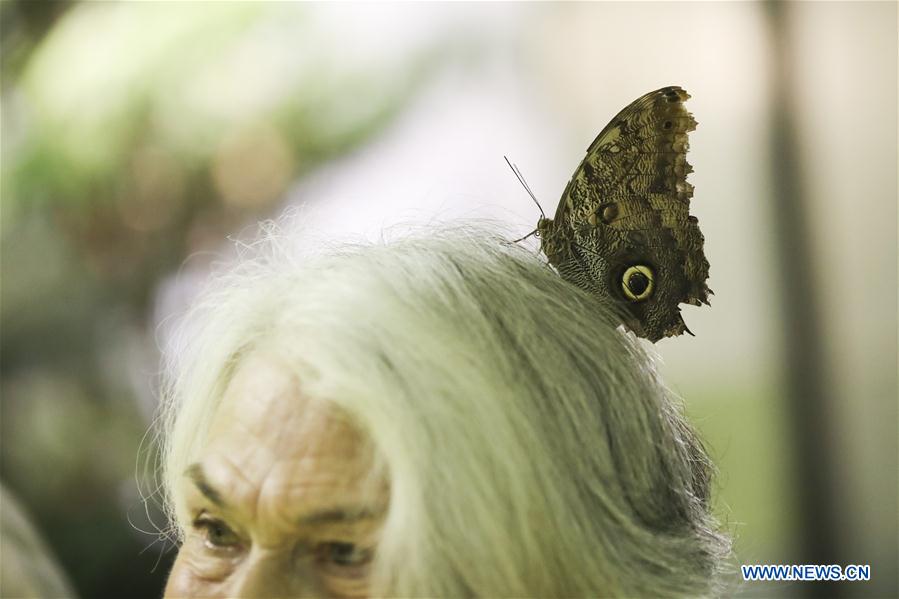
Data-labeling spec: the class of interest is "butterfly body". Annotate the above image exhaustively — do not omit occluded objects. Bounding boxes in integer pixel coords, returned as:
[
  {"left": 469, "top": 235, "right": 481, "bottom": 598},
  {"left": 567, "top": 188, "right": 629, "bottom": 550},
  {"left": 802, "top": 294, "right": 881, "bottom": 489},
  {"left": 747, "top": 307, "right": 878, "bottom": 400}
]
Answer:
[{"left": 538, "top": 86, "right": 711, "bottom": 342}]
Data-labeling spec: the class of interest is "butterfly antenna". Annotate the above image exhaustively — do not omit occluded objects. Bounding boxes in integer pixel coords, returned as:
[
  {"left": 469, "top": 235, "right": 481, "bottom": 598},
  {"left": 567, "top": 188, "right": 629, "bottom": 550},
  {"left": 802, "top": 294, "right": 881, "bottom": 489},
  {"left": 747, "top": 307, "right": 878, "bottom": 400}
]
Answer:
[{"left": 504, "top": 156, "right": 545, "bottom": 218}]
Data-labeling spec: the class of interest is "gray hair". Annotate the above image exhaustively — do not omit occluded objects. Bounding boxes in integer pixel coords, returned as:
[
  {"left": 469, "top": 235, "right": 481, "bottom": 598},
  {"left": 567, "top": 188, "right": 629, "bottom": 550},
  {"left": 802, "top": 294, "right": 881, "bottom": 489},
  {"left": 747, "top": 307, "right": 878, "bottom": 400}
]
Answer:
[{"left": 159, "top": 221, "right": 730, "bottom": 597}]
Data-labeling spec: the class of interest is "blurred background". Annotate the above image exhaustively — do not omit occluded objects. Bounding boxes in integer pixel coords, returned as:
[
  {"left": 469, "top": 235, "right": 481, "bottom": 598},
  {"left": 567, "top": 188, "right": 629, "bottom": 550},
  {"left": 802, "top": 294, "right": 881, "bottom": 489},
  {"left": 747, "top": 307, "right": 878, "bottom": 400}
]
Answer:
[{"left": 1, "top": 2, "right": 895, "bottom": 598}]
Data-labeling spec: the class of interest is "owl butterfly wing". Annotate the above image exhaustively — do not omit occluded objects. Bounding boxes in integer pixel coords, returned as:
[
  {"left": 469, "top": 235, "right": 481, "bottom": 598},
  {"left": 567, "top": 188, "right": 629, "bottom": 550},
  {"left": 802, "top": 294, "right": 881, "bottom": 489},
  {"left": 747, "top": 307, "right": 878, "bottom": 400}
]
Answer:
[{"left": 553, "top": 86, "right": 711, "bottom": 342}]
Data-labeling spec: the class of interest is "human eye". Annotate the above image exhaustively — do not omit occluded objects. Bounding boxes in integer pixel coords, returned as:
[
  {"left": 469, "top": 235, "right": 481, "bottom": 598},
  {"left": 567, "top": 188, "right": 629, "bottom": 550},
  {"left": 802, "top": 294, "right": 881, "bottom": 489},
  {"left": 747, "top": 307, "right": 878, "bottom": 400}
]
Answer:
[
  {"left": 191, "top": 512, "right": 243, "bottom": 552},
  {"left": 316, "top": 541, "right": 374, "bottom": 578}
]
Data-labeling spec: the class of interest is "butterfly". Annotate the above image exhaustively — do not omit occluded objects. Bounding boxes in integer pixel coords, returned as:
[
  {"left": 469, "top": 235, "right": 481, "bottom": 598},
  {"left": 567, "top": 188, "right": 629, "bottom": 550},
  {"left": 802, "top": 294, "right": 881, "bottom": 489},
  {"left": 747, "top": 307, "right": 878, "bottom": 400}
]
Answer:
[{"left": 516, "top": 86, "right": 711, "bottom": 342}]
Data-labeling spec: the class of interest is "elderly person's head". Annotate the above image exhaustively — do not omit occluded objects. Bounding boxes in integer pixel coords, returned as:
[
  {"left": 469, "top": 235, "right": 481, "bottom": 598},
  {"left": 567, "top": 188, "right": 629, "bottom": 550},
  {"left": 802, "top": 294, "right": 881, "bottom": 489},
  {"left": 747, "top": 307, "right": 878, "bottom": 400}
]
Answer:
[{"left": 159, "top": 224, "right": 728, "bottom": 598}]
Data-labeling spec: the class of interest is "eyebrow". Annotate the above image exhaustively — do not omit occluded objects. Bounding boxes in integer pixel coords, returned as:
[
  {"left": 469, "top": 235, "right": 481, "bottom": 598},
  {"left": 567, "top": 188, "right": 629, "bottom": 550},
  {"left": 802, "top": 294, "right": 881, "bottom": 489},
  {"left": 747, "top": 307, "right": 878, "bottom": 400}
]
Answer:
[
  {"left": 184, "top": 463, "right": 384, "bottom": 525},
  {"left": 185, "top": 463, "right": 226, "bottom": 508},
  {"left": 298, "top": 507, "right": 383, "bottom": 526}
]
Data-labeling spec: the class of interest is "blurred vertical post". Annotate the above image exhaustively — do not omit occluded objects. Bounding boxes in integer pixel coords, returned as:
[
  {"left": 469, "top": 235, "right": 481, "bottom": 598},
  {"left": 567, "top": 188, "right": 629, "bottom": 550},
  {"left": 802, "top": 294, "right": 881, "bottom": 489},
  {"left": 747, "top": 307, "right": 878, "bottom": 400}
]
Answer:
[{"left": 764, "top": 2, "right": 845, "bottom": 596}]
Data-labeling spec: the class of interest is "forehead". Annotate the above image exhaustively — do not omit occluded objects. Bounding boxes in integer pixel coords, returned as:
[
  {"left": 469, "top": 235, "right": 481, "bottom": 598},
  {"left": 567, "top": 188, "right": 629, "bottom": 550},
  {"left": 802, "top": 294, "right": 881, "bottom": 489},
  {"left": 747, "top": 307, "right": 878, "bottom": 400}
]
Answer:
[
  {"left": 209, "top": 350, "right": 357, "bottom": 452},
  {"left": 195, "top": 350, "right": 381, "bottom": 521}
]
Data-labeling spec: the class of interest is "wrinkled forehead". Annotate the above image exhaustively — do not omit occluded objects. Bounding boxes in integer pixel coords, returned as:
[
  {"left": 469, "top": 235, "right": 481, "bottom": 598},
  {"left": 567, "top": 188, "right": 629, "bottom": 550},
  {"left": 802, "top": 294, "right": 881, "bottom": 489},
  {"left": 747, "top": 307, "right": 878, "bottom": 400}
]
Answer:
[
  {"left": 206, "top": 349, "right": 375, "bottom": 477},
  {"left": 209, "top": 350, "right": 362, "bottom": 441}
]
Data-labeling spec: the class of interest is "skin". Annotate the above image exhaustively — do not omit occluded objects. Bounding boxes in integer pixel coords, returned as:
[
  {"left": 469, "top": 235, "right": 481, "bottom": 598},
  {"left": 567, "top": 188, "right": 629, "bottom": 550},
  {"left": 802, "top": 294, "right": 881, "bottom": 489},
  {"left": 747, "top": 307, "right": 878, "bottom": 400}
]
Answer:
[{"left": 165, "top": 350, "right": 388, "bottom": 598}]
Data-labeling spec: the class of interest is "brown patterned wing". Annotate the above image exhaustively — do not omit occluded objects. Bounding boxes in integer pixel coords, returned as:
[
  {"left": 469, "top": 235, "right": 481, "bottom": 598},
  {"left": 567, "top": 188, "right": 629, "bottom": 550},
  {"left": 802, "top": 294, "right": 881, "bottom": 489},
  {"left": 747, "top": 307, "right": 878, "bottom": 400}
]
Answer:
[{"left": 539, "top": 86, "right": 711, "bottom": 342}]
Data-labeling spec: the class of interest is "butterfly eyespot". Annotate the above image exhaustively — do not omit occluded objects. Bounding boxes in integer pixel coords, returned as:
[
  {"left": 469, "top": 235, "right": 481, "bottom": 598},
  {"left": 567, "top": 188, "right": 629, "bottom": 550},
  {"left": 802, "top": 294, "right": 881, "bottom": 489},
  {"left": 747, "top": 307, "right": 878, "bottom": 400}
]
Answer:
[
  {"left": 663, "top": 120, "right": 673, "bottom": 129},
  {"left": 621, "top": 265, "right": 654, "bottom": 302},
  {"left": 629, "top": 231, "right": 646, "bottom": 245},
  {"left": 600, "top": 203, "right": 619, "bottom": 223}
]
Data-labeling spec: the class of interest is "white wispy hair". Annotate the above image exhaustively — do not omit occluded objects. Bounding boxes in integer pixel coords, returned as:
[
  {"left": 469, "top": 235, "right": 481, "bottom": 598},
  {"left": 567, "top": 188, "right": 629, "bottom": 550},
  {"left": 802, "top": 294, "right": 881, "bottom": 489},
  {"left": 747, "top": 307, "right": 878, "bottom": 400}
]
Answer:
[{"left": 158, "top": 218, "right": 730, "bottom": 597}]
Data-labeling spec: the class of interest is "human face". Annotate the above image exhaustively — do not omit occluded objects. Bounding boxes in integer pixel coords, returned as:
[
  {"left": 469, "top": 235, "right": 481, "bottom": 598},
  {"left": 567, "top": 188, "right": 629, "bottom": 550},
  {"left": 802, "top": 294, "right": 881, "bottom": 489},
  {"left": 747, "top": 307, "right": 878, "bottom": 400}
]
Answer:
[{"left": 164, "top": 350, "right": 387, "bottom": 598}]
